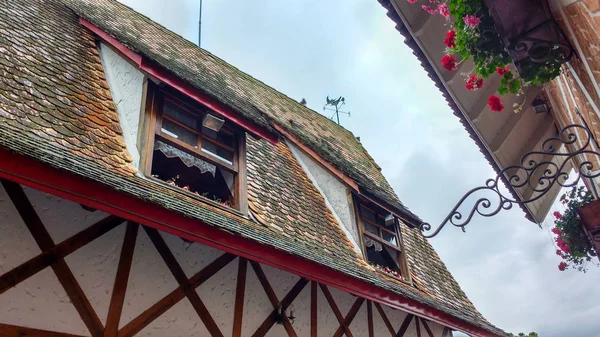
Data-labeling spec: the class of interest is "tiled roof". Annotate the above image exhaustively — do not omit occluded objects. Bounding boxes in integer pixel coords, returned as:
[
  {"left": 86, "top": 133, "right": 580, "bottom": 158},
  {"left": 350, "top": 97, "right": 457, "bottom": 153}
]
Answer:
[
  {"left": 61, "top": 0, "right": 421, "bottom": 225},
  {"left": 0, "top": 0, "right": 505, "bottom": 335}
]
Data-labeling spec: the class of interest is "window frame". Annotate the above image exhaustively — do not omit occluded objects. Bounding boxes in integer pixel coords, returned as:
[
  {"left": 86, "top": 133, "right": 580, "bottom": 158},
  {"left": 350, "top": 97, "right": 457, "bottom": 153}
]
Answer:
[
  {"left": 140, "top": 82, "right": 248, "bottom": 214},
  {"left": 353, "top": 197, "right": 411, "bottom": 281}
]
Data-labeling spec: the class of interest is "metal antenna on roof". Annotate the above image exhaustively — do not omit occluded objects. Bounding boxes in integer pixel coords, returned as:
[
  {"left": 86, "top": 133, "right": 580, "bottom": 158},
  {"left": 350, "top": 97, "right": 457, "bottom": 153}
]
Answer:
[
  {"left": 323, "top": 96, "right": 350, "bottom": 125},
  {"left": 198, "top": 0, "right": 203, "bottom": 47}
]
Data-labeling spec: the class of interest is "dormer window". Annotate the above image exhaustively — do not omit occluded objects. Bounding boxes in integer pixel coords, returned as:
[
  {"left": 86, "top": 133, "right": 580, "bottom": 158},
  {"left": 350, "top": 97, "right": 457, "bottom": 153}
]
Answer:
[
  {"left": 141, "top": 83, "right": 247, "bottom": 213},
  {"left": 355, "top": 201, "right": 409, "bottom": 280}
]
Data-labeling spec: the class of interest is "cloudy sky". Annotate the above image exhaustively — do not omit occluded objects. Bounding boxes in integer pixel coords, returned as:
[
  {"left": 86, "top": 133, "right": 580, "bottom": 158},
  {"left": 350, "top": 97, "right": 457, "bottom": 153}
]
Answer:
[{"left": 117, "top": 0, "right": 600, "bottom": 336}]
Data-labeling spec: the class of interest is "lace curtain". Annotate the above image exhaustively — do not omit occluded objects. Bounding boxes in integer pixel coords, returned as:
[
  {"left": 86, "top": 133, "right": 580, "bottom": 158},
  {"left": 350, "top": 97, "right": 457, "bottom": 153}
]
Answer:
[
  {"left": 155, "top": 140, "right": 216, "bottom": 177},
  {"left": 364, "top": 236, "right": 383, "bottom": 251}
]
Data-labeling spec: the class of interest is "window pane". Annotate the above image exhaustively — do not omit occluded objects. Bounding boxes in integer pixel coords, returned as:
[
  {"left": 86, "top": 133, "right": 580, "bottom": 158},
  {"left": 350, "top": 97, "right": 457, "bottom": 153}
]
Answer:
[
  {"left": 202, "top": 126, "right": 235, "bottom": 148},
  {"left": 161, "top": 119, "right": 197, "bottom": 146},
  {"left": 381, "top": 232, "right": 397, "bottom": 246},
  {"left": 364, "top": 222, "right": 379, "bottom": 236},
  {"left": 163, "top": 102, "right": 198, "bottom": 129},
  {"left": 360, "top": 205, "right": 377, "bottom": 223},
  {"left": 202, "top": 141, "right": 234, "bottom": 163}
]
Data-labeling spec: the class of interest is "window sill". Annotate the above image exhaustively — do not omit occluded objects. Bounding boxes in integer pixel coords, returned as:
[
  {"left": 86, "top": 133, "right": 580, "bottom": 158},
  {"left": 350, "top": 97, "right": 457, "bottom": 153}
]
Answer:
[
  {"left": 371, "top": 265, "right": 409, "bottom": 284},
  {"left": 146, "top": 176, "right": 247, "bottom": 219}
]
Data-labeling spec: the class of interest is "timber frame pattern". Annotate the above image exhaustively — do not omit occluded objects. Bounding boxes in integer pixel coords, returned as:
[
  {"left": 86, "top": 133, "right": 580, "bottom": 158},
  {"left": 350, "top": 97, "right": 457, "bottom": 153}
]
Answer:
[{"left": 0, "top": 179, "right": 451, "bottom": 337}]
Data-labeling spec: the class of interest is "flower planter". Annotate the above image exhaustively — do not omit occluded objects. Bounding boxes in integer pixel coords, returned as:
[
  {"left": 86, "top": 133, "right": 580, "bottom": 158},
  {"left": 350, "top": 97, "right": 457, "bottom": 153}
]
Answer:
[
  {"left": 482, "top": 0, "right": 573, "bottom": 80},
  {"left": 576, "top": 199, "right": 600, "bottom": 261}
]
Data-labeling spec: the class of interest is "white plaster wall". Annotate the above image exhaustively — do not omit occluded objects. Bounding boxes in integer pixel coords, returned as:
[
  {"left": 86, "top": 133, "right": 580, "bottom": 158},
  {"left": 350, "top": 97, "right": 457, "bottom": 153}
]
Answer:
[
  {"left": 0, "top": 184, "right": 449, "bottom": 337},
  {"left": 99, "top": 42, "right": 145, "bottom": 170},
  {"left": 287, "top": 141, "right": 362, "bottom": 254}
]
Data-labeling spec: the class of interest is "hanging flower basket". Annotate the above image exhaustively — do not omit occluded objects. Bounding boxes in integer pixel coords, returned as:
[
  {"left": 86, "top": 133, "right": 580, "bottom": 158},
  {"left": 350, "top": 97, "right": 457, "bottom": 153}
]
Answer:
[
  {"left": 551, "top": 186, "right": 598, "bottom": 272},
  {"left": 406, "top": 0, "right": 573, "bottom": 112},
  {"left": 576, "top": 198, "right": 600, "bottom": 261}
]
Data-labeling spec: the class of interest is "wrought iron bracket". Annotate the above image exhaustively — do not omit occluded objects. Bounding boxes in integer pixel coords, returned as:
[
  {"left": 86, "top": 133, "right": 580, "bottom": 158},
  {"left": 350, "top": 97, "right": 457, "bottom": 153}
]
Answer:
[{"left": 420, "top": 124, "right": 599, "bottom": 238}]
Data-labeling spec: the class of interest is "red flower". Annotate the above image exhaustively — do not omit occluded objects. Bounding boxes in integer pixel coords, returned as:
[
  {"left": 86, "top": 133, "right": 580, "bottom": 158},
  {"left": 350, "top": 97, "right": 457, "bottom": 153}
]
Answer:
[
  {"left": 556, "top": 249, "right": 562, "bottom": 256},
  {"left": 441, "top": 55, "right": 457, "bottom": 71},
  {"left": 562, "top": 199, "right": 569, "bottom": 204},
  {"left": 558, "top": 262, "right": 567, "bottom": 271},
  {"left": 487, "top": 95, "right": 504, "bottom": 112},
  {"left": 560, "top": 244, "right": 571, "bottom": 254},
  {"left": 551, "top": 227, "right": 562, "bottom": 235},
  {"left": 444, "top": 30, "right": 457, "bottom": 48},
  {"left": 496, "top": 66, "right": 510, "bottom": 76},
  {"left": 553, "top": 211, "right": 563, "bottom": 220},
  {"left": 465, "top": 74, "right": 484, "bottom": 91}
]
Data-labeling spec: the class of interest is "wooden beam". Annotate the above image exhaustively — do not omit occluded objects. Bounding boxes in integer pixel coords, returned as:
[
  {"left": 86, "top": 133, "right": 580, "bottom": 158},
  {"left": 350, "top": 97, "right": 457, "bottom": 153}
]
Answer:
[
  {"left": 311, "top": 281, "right": 317, "bottom": 337},
  {"left": 421, "top": 318, "right": 435, "bottom": 337},
  {"left": 367, "top": 301, "right": 374, "bottom": 337},
  {"left": 374, "top": 302, "right": 396, "bottom": 337},
  {"left": 396, "top": 314, "right": 414, "bottom": 337},
  {"left": 118, "top": 252, "right": 236, "bottom": 337},
  {"left": 0, "top": 323, "right": 87, "bottom": 337},
  {"left": 2, "top": 180, "right": 105, "bottom": 337},
  {"left": 232, "top": 258, "right": 248, "bottom": 337},
  {"left": 144, "top": 227, "right": 224, "bottom": 337},
  {"left": 332, "top": 297, "right": 365, "bottom": 337},
  {"left": 416, "top": 317, "right": 422, "bottom": 337},
  {"left": 104, "top": 222, "right": 139, "bottom": 337},
  {"left": 319, "top": 284, "right": 354, "bottom": 337},
  {"left": 0, "top": 215, "right": 123, "bottom": 294},
  {"left": 250, "top": 263, "right": 307, "bottom": 337}
]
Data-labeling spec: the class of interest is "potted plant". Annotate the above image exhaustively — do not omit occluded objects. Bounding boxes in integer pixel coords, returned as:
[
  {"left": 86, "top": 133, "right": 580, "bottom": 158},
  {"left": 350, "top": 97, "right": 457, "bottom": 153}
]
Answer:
[
  {"left": 551, "top": 186, "right": 598, "bottom": 272},
  {"left": 405, "top": 0, "right": 572, "bottom": 112}
]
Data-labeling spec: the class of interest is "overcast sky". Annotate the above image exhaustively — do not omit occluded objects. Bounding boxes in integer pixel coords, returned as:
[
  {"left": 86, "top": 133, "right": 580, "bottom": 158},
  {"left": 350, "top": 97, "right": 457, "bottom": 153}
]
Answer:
[{"left": 116, "top": 1, "right": 600, "bottom": 336}]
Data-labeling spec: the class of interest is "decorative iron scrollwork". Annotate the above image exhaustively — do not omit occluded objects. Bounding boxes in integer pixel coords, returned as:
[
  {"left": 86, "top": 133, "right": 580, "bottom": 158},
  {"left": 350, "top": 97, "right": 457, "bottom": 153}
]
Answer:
[
  {"left": 420, "top": 124, "right": 600, "bottom": 238},
  {"left": 510, "top": 18, "right": 573, "bottom": 66}
]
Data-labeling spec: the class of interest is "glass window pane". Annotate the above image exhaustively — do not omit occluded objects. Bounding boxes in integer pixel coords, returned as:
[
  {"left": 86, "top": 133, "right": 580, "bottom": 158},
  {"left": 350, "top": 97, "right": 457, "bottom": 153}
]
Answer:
[
  {"left": 202, "top": 141, "right": 234, "bottom": 163},
  {"left": 163, "top": 102, "right": 198, "bottom": 130},
  {"left": 381, "top": 232, "right": 397, "bottom": 246},
  {"left": 161, "top": 119, "right": 197, "bottom": 146},
  {"left": 202, "top": 126, "right": 235, "bottom": 148},
  {"left": 360, "top": 205, "right": 377, "bottom": 223},
  {"left": 364, "top": 222, "right": 379, "bottom": 236}
]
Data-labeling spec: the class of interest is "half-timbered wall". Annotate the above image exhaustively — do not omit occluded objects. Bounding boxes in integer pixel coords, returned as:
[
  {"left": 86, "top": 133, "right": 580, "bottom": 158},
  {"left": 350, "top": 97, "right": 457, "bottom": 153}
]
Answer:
[{"left": 0, "top": 182, "right": 453, "bottom": 337}]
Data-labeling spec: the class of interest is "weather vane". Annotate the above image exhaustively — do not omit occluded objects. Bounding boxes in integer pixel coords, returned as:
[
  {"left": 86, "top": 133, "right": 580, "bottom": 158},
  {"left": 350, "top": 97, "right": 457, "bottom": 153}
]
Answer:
[{"left": 323, "top": 96, "right": 350, "bottom": 125}]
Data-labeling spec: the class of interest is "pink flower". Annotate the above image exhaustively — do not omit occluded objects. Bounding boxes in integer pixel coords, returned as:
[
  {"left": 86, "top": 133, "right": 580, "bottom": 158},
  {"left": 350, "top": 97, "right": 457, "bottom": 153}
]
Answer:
[
  {"left": 558, "top": 262, "right": 567, "bottom": 271},
  {"left": 551, "top": 227, "right": 562, "bottom": 235},
  {"left": 560, "top": 244, "right": 571, "bottom": 254},
  {"left": 407, "top": 0, "right": 417, "bottom": 3},
  {"left": 441, "top": 54, "right": 457, "bottom": 71},
  {"left": 556, "top": 249, "right": 562, "bottom": 256},
  {"left": 421, "top": 5, "right": 437, "bottom": 14},
  {"left": 438, "top": 3, "right": 450, "bottom": 18},
  {"left": 463, "top": 15, "right": 481, "bottom": 28}
]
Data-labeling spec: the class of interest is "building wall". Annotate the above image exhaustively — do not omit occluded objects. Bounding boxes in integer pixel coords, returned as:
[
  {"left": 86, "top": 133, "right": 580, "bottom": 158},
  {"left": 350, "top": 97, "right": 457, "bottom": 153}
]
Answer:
[
  {"left": 544, "top": 0, "right": 600, "bottom": 191},
  {"left": 99, "top": 43, "right": 145, "bottom": 171},
  {"left": 0, "top": 183, "right": 451, "bottom": 337}
]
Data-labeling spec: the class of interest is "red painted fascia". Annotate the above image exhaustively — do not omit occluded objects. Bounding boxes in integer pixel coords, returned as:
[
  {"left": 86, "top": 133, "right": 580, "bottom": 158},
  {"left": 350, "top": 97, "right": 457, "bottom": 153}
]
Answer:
[
  {"left": 79, "top": 18, "right": 278, "bottom": 145},
  {"left": 0, "top": 148, "right": 501, "bottom": 337}
]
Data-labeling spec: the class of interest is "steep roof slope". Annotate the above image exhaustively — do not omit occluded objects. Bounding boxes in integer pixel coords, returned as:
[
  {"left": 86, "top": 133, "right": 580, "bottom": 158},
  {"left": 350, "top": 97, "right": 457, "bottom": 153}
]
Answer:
[
  {"left": 61, "top": 0, "right": 422, "bottom": 224},
  {"left": 0, "top": 0, "right": 505, "bottom": 335}
]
